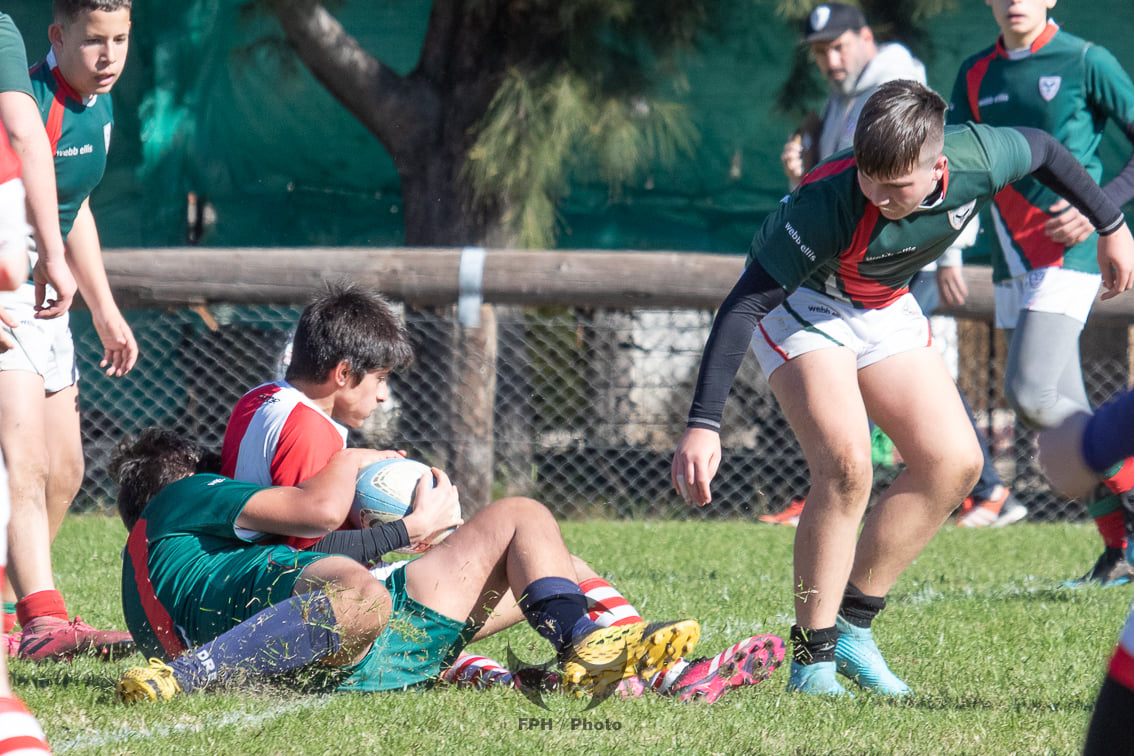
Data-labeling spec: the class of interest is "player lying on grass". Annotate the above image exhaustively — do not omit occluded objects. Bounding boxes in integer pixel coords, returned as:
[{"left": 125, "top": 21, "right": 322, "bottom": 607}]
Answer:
[
  {"left": 221, "top": 283, "right": 784, "bottom": 703},
  {"left": 110, "top": 427, "right": 700, "bottom": 701},
  {"left": 672, "top": 79, "right": 1134, "bottom": 697},
  {"left": 1037, "top": 391, "right": 1134, "bottom": 756}
]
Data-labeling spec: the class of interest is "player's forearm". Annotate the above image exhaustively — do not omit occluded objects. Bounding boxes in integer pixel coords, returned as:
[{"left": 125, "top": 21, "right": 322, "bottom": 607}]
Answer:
[
  {"left": 308, "top": 521, "right": 410, "bottom": 564},
  {"left": 0, "top": 91, "right": 66, "bottom": 265},
  {"left": 65, "top": 204, "right": 118, "bottom": 313},
  {"left": 1016, "top": 127, "right": 1125, "bottom": 235}
]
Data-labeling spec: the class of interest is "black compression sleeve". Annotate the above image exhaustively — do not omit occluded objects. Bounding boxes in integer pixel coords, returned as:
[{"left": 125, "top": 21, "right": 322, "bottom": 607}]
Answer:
[
  {"left": 1016, "top": 126, "right": 1126, "bottom": 235},
  {"left": 687, "top": 260, "right": 788, "bottom": 431},
  {"left": 1101, "top": 120, "right": 1134, "bottom": 209},
  {"left": 308, "top": 520, "right": 410, "bottom": 564}
]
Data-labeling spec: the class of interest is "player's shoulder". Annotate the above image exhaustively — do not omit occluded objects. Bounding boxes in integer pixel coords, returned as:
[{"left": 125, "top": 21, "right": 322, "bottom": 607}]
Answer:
[
  {"left": 957, "top": 41, "right": 999, "bottom": 73},
  {"left": 943, "top": 122, "right": 1013, "bottom": 166}
]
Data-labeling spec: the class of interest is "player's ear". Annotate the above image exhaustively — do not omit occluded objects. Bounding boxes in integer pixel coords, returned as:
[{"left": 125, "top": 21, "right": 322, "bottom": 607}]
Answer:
[
  {"left": 932, "top": 154, "right": 947, "bottom": 182},
  {"left": 331, "top": 360, "right": 353, "bottom": 387},
  {"left": 48, "top": 23, "right": 64, "bottom": 49}
]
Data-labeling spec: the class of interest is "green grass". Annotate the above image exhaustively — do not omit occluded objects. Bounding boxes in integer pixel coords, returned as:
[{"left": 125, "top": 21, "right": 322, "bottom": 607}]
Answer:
[{"left": 15, "top": 514, "right": 1131, "bottom": 755}]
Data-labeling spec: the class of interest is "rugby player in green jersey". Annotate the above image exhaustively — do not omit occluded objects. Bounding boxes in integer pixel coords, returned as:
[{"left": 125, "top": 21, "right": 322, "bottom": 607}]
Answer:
[
  {"left": 0, "top": 2, "right": 133, "bottom": 661},
  {"left": 949, "top": 0, "right": 1134, "bottom": 587},
  {"left": 672, "top": 80, "right": 1134, "bottom": 697}
]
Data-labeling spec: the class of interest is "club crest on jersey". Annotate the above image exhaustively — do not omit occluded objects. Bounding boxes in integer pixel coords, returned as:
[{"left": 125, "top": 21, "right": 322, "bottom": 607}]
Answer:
[
  {"left": 948, "top": 200, "right": 977, "bottom": 230},
  {"left": 1038, "top": 76, "right": 1061, "bottom": 102}
]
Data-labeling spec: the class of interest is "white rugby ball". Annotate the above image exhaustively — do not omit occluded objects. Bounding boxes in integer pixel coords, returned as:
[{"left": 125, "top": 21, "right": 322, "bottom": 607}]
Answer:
[{"left": 351, "top": 458, "right": 452, "bottom": 554}]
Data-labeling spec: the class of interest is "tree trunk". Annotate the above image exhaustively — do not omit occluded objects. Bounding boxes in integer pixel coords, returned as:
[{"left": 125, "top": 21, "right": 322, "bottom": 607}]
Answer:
[{"left": 450, "top": 304, "right": 498, "bottom": 513}]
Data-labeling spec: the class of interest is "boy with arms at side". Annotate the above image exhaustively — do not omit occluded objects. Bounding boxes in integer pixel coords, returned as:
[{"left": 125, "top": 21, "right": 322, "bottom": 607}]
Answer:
[
  {"left": 948, "top": 0, "right": 1134, "bottom": 584},
  {"left": 0, "top": 120, "right": 52, "bottom": 754},
  {"left": 672, "top": 80, "right": 1134, "bottom": 697},
  {"left": 113, "top": 427, "right": 700, "bottom": 701},
  {"left": 222, "top": 284, "right": 784, "bottom": 702},
  {"left": 0, "top": 4, "right": 130, "bottom": 660}
]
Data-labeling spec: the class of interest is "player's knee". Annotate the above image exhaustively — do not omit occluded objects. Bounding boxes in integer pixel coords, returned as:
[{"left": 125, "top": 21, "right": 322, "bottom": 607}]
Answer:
[
  {"left": 330, "top": 574, "right": 392, "bottom": 644},
  {"left": 815, "top": 445, "right": 873, "bottom": 500},
  {"left": 5, "top": 450, "right": 49, "bottom": 502},
  {"left": 1005, "top": 376, "right": 1056, "bottom": 428},
  {"left": 484, "top": 496, "right": 557, "bottom": 529}
]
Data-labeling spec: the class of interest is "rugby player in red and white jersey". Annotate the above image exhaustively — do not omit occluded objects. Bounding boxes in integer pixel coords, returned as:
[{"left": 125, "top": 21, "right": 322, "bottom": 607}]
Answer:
[{"left": 221, "top": 284, "right": 784, "bottom": 702}]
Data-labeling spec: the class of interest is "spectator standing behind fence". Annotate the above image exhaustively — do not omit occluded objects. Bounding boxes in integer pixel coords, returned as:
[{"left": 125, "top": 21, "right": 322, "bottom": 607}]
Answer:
[
  {"left": 947, "top": 0, "right": 1134, "bottom": 585},
  {"left": 0, "top": 119, "right": 52, "bottom": 755},
  {"left": 672, "top": 79, "right": 1134, "bottom": 697},
  {"left": 0, "top": 1, "right": 137, "bottom": 661},
  {"left": 762, "top": 3, "right": 1025, "bottom": 530}
]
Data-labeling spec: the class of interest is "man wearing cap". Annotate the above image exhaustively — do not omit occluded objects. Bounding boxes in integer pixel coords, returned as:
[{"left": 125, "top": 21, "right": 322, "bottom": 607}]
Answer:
[{"left": 781, "top": 3, "right": 926, "bottom": 189}]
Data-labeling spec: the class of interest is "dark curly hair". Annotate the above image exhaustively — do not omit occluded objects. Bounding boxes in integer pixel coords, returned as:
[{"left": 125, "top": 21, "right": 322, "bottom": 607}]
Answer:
[{"left": 108, "top": 428, "right": 219, "bottom": 530}]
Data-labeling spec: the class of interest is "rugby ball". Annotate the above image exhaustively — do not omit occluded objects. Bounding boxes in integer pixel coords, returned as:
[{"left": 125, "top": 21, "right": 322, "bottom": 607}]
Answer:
[{"left": 351, "top": 458, "right": 453, "bottom": 554}]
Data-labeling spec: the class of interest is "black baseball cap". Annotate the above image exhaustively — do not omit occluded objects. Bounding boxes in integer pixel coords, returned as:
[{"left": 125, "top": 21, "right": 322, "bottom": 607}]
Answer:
[{"left": 803, "top": 3, "right": 867, "bottom": 43}]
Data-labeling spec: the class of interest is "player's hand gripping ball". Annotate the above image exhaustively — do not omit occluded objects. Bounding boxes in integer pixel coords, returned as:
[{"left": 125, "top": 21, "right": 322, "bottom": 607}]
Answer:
[{"left": 351, "top": 458, "right": 459, "bottom": 554}]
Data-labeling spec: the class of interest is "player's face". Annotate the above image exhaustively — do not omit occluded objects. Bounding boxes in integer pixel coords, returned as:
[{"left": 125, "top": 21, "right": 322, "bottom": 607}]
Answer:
[
  {"left": 810, "top": 29, "right": 873, "bottom": 96},
  {"left": 333, "top": 369, "right": 391, "bottom": 429},
  {"left": 857, "top": 152, "right": 947, "bottom": 221},
  {"left": 985, "top": 0, "right": 1056, "bottom": 50},
  {"left": 49, "top": 9, "right": 132, "bottom": 99}
]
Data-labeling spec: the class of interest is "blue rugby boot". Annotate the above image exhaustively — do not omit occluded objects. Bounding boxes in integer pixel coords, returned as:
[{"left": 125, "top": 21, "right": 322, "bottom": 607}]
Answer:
[
  {"left": 834, "top": 616, "right": 910, "bottom": 696},
  {"left": 786, "top": 660, "right": 849, "bottom": 696}
]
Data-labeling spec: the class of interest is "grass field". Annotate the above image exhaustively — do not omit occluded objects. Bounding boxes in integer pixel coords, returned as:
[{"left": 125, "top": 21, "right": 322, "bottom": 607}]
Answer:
[{"left": 13, "top": 513, "right": 1132, "bottom": 755}]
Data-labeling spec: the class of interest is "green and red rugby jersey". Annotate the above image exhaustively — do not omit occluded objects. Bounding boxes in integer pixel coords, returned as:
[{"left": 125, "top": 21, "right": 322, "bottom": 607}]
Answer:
[
  {"left": 28, "top": 49, "right": 113, "bottom": 239},
  {"left": 121, "top": 474, "right": 325, "bottom": 660},
  {"left": 949, "top": 21, "right": 1134, "bottom": 282},
  {"left": 745, "top": 123, "right": 1032, "bottom": 309}
]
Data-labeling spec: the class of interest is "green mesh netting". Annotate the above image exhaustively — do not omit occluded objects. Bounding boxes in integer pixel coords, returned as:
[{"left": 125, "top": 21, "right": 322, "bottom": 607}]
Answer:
[{"left": 4, "top": 1, "right": 1132, "bottom": 255}]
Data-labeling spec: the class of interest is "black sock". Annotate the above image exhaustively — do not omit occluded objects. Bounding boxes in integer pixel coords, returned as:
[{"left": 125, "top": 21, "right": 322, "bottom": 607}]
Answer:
[
  {"left": 790, "top": 624, "right": 839, "bottom": 665},
  {"left": 839, "top": 582, "right": 886, "bottom": 628}
]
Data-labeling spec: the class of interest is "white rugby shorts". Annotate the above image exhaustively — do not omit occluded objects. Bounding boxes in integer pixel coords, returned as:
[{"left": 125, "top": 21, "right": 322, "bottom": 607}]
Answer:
[
  {"left": 750, "top": 287, "right": 931, "bottom": 377},
  {"left": 0, "top": 281, "right": 78, "bottom": 393},
  {"left": 994, "top": 266, "right": 1100, "bottom": 330}
]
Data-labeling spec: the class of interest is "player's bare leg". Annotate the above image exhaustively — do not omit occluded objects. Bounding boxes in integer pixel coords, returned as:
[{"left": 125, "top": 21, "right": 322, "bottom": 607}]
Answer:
[
  {"left": 293, "top": 555, "right": 393, "bottom": 664},
  {"left": 0, "top": 374, "right": 131, "bottom": 660},
  {"left": 405, "top": 497, "right": 698, "bottom": 693},
  {"left": 838, "top": 347, "right": 980, "bottom": 695},
  {"left": 854, "top": 347, "right": 982, "bottom": 595},
  {"left": 769, "top": 347, "right": 873, "bottom": 630},
  {"left": 769, "top": 347, "right": 872, "bottom": 695},
  {"left": 0, "top": 372, "right": 51, "bottom": 604},
  {"left": 42, "top": 386, "right": 83, "bottom": 540}
]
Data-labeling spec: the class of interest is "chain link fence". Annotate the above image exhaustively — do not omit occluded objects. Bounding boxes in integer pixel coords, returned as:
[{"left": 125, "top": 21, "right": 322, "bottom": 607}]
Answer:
[{"left": 71, "top": 302, "right": 1130, "bottom": 522}]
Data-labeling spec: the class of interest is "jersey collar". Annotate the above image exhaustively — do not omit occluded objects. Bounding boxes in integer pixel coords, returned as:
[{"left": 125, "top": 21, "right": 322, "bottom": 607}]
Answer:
[
  {"left": 997, "top": 19, "right": 1059, "bottom": 60},
  {"left": 46, "top": 49, "right": 98, "bottom": 107}
]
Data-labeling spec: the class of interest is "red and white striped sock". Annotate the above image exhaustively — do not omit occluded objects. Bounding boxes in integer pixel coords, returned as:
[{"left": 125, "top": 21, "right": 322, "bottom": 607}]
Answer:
[
  {"left": 439, "top": 652, "right": 514, "bottom": 689},
  {"left": 579, "top": 577, "right": 644, "bottom": 628},
  {"left": 0, "top": 696, "right": 51, "bottom": 755}
]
